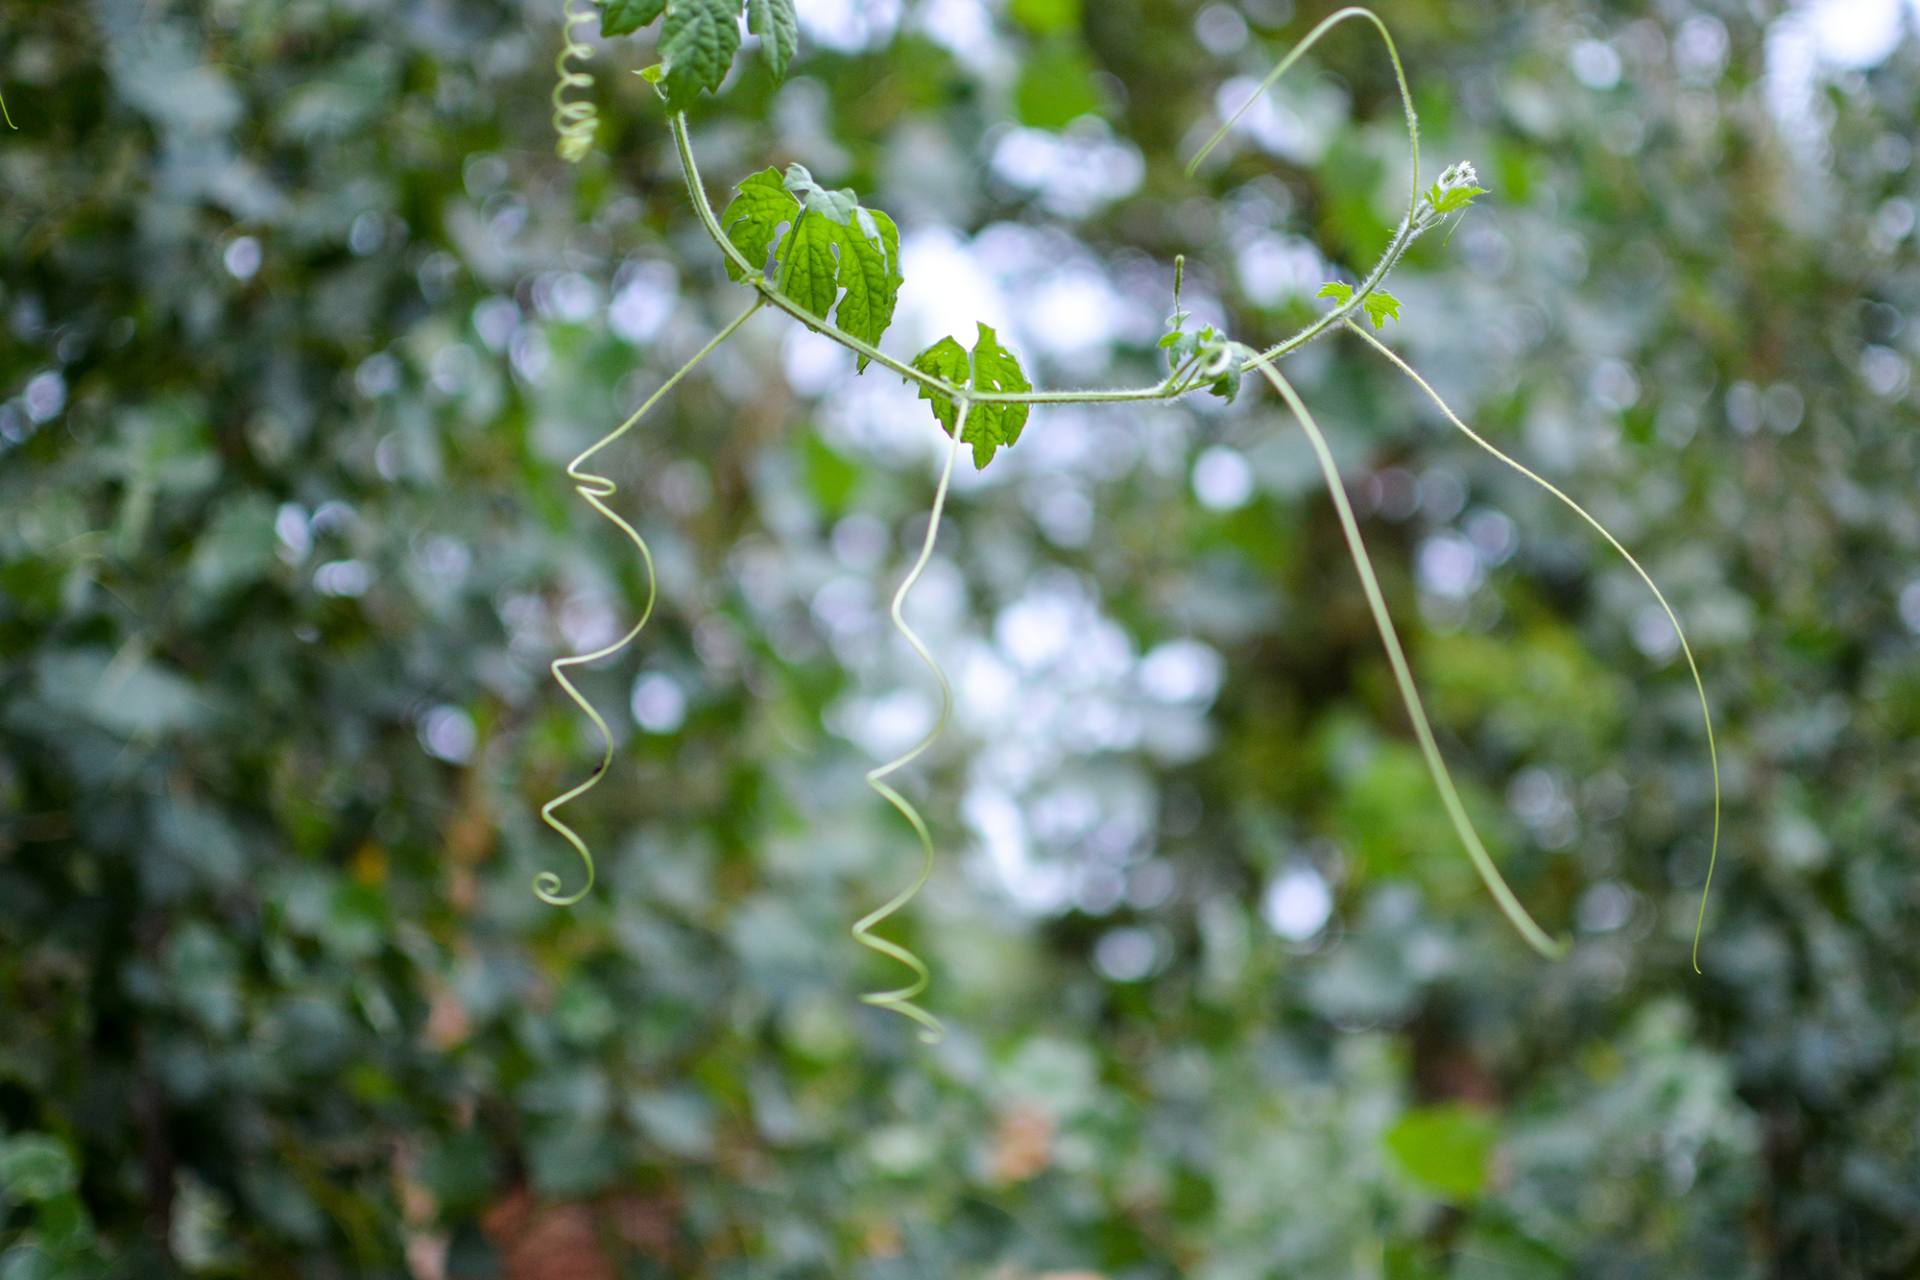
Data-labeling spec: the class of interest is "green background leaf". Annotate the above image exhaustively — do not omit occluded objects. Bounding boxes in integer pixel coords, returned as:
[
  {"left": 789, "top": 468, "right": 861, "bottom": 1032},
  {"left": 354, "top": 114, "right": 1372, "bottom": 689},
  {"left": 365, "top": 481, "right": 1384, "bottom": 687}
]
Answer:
[{"left": 1384, "top": 1104, "right": 1498, "bottom": 1202}]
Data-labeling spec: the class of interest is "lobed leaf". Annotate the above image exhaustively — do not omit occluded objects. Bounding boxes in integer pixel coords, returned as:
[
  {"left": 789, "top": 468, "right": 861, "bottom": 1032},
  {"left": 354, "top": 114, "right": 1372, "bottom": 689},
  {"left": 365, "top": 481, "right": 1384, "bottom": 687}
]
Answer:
[
  {"left": 600, "top": 0, "right": 667, "bottom": 37},
  {"left": 908, "top": 325, "right": 1032, "bottom": 469},
  {"left": 719, "top": 166, "right": 799, "bottom": 281},
  {"left": 909, "top": 336, "right": 969, "bottom": 436},
  {"left": 658, "top": 0, "right": 743, "bottom": 110},
  {"left": 1363, "top": 289, "right": 1402, "bottom": 328},
  {"left": 1319, "top": 281, "right": 1401, "bottom": 329},
  {"left": 747, "top": 0, "right": 799, "bottom": 79},
  {"left": 831, "top": 208, "right": 902, "bottom": 369},
  {"left": 733, "top": 164, "right": 902, "bottom": 368},
  {"left": 964, "top": 325, "right": 1032, "bottom": 468},
  {"left": 1429, "top": 182, "right": 1489, "bottom": 217}
]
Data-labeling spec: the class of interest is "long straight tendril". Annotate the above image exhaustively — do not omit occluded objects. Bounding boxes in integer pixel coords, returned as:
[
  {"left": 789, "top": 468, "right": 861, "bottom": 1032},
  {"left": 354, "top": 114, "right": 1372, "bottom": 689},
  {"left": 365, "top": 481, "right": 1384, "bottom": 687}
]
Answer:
[
  {"left": 1251, "top": 355, "right": 1566, "bottom": 958},
  {"left": 1345, "top": 322, "right": 1723, "bottom": 970},
  {"left": 850, "top": 407, "right": 969, "bottom": 1043},
  {"left": 536, "top": 299, "right": 764, "bottom": 906}
]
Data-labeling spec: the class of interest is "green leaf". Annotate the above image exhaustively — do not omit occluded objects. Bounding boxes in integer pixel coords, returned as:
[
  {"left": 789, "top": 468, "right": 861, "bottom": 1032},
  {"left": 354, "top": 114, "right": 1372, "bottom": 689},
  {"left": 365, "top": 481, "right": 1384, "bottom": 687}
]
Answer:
[
  {"left": 0, "top": 1135, "right": 79, "bottom": 1203},
  {"left": 781, "top": 163, "right": 858, "bottom": 223},
  {"left": 763, "top": 166, "right": 903, "bottom": 369},
  {"left": 907, "top": 324, "right": 1032, "bottom": 469},
  {"left": 601, "top": 0, "right": 667, "bottom": 37},
  {"left": 747, "top": 0, "right": 798, "bottom": 79},
  {"left": 1209, "top": 365, "right": 1243, "bottom": 404},
  {"left": 965, "top": 324, "right": 1032, "bottom": 468},
  {"left": 779, "top": 211, "right": 842, "bottom": 319},
  {"left": 909, "top": 336, "right": 969, "bottom": 436},
  {"left": 1013, "top": 41, "right": 1105, "bottom": 130},
  {"left": 831, "top": 209, "right": 901, "bottom": 370},
  {"left": 1429, "top": 182, "right": 1489, "bottom": 216},
  {"left": 658, "top": 0, "right": 744, "bottom": 110},
  {"left": 1009, "top": 0, "right": 1080, "bottom": 34},
  {"left": 719, "top": 166, "right": 799, "bottom": 281},
  {"left": 1319, "top": 281, "right": 1400, "bottom": 328},
  {"left": 1363, "top": 289, "right": 1402, "bottom": 329},
  {"left": 1383, "top": 1104, "right": 1498, "bottom": 1202}
]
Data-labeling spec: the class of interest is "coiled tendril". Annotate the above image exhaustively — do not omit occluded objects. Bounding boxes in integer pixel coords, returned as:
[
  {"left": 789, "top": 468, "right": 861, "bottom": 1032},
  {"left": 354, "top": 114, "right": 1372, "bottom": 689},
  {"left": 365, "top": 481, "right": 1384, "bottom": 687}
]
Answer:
[
  {"left": 551, "top": 0, "right": 598, "bottom": 164},
  {"left": 850, "top": 410, "right": 969, "bottom": 1043},
  {"left": 535, "top": 300, "right": 764, "bottom": 906}
]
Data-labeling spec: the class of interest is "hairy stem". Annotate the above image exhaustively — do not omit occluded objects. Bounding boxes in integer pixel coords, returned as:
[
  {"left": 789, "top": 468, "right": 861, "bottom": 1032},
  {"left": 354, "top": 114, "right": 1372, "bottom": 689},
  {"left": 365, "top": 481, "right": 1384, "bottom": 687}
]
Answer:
[
  {"left": 536, "top": 298, "right": 765, "bottom": 906},
  {"left": 1250, "top": 355, "right": 1565, "bottom": 959},
  {"left": 851, "top": 406, "right": 969, "bottom": 1043},
  {"left": 671, "top": 43, "right": 1420, "bottom": 410},
  {"left": 1347, "top": 321, "right": 1722, "bottom": 970},
  {"left": 1184, "top": 5, "right": 1426, "bottom": 369}
]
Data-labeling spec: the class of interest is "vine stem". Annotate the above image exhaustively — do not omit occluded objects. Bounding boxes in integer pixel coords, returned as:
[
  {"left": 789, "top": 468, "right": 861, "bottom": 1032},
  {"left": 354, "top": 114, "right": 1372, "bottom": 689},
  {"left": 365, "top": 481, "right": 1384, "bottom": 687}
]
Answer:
[
  {"left": 1345, "top": 321, "right": 1723, "bottom": 970},
  {"left": 535, "top": 298, "right": 765, "bottom": 906},
  {"left": 1250, "top": 354, "right": 1566, "bottom": 959},
  {"left": 665, "top": 0, "right": 1423, "bottom": 403},
  {"left": 547, "top": 6, "right": 1724, "bottom": 975},
  {"left": 1186, "top": 5, "right": 1424, "bottom": 370},
  {"left": 850, "top": 404, "right": 970, "bottom": 1043}
]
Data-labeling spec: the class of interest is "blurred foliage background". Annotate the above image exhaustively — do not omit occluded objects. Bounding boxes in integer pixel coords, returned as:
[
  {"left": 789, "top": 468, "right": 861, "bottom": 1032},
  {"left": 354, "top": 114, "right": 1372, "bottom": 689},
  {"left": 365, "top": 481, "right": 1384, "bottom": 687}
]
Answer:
[{"left": 4, "top": 0, "right": 1920, "bottom": 1275}]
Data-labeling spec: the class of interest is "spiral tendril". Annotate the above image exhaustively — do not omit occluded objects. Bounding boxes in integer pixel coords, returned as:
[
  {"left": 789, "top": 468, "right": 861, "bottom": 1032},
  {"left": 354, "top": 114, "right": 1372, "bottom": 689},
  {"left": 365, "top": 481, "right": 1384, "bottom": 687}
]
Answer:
[
  {"left": 851, "top": 409, "right": 969, "bottom": 1043},
  {"left": 551, "top": 0, "right": 598, "bottom": 164},
  {"left": 536, "top": 301, "right": 764, "bottom": 906}
]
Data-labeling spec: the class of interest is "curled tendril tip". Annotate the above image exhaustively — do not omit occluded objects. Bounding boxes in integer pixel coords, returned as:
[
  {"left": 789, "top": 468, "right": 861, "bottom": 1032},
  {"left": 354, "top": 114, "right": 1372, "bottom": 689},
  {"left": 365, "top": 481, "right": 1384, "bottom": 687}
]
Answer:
[{"left": 551, "top": 0, "right": 598, "bottom": 164}]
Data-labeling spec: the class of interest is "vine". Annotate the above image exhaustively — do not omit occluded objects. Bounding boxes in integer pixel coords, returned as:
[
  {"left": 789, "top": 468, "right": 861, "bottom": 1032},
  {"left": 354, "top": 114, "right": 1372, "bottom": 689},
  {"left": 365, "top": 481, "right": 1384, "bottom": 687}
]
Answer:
[{"left": 533, "top": 2, "right": 1724, "bottom": 1032}]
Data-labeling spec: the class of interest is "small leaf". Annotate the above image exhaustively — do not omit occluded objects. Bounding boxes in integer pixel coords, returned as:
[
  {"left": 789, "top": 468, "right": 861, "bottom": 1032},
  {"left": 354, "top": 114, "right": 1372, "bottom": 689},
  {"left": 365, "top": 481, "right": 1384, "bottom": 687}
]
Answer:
[
  {"left": 1363, "top": 290, "right": 1402, "bottom": 329},
  {"left": 1429, "top": 183, "right": 1489, "bottom": 216},
  {"left": 963, "top": 324, "right": 1031, "bottom": 469},
  {"left": 1384, "top": 1104, "right": 1498, "bottom": 1202},
  {"left": 747, "top": 0, "right": 798, "bottom": 79},
  {"left": 909, "top": 337, "right": 970, "bottom": 435},
  {"left": 1316, "top": 280, "right": 1355, "bottom": 305},
  {"left": 658, "top": 0, "right": 744, "bottom": 110},
  {"left": 1209, "top": 366, "right": 1242, "bottom": 404},
  {"left": 905, "top": 326, "right": 1033, "bottom": 469},
  {"left": 719, "top": 166, "right": 799, "bottom": 281},
  {"left": 601, "top": 0, "right": 667, "bottom": 37}
]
